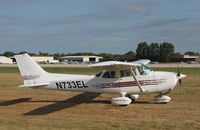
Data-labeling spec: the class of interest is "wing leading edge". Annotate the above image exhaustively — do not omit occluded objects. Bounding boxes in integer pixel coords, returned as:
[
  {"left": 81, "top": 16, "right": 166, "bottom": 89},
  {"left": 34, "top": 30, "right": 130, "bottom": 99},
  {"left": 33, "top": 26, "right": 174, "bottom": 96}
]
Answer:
[
  {"left": 90, "top": 60, "right": 150, "bottom": 70},
  {"left": 131, "top": 59, "right": 150, "bottom": 65}
]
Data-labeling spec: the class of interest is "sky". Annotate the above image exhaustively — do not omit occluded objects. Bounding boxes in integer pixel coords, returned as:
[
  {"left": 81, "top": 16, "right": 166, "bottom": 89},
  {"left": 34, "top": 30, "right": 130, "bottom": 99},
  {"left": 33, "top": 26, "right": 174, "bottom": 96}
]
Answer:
[{"left": 0, "top": 0, "right": 200, "bottom": 54}]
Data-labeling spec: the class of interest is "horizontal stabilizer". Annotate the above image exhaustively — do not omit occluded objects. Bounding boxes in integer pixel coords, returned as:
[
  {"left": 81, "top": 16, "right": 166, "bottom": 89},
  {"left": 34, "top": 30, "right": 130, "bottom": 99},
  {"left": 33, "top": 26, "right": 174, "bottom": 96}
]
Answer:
[{"left": 19, "top": 83, "right": 49, "bottom": 88}]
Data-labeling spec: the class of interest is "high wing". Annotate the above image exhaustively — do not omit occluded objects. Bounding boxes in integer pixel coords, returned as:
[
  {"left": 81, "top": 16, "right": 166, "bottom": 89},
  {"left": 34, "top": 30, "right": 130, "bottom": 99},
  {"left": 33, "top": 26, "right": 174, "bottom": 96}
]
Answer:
[
  {"left": 89, "top": 60, "right": 150, "bottom": 70},
  {"left": 132, "top": 59, "right": 150, "bottom": 65},
  {"left": 90, "top": 61, "right": 140, "bottom": 70}
]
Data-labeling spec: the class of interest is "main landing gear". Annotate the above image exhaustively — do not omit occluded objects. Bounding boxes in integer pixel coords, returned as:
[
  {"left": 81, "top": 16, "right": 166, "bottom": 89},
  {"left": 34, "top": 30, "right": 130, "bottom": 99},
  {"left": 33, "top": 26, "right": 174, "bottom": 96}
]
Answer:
[
  {"left": 111, "top": 93, "right": 139, "bottom": 106},
  {"left": 127, "top": 94, "right": 139, "bottom": 102},
  {"left": 111, "top": 92, "right": 132, "bottom": 106},
  {"left": 153, "top": 95, "right": 171, "bottom": 104}
]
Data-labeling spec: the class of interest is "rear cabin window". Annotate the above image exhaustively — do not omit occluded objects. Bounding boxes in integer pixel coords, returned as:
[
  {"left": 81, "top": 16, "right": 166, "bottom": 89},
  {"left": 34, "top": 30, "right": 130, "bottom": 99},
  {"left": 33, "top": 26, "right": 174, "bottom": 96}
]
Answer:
[{"left": 120, "top": 70, "right": 131, "bottom": 77}]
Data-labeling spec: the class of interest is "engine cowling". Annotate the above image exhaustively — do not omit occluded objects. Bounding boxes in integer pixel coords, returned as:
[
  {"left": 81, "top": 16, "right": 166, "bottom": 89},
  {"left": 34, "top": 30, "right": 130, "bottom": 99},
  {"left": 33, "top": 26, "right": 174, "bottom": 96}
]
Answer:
[
  {"left": 128, "top": 94, "right": 139, "bottom": 101},
  {"left": 111, "top": 97, "right": 132, "bottom": 106},
  {"left": 154, "top": 95, "right": 171, "bottom": 103}
]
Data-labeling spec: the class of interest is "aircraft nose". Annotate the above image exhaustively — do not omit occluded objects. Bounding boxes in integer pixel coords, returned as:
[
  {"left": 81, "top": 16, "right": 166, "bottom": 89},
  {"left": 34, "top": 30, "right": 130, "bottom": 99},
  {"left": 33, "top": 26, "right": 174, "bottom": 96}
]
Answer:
[
  {"left": 178, "top": 74, "right": 186, "bottom": 79},
  {"left": 176, "top": 73, "right": 186, "bottom": 86}
]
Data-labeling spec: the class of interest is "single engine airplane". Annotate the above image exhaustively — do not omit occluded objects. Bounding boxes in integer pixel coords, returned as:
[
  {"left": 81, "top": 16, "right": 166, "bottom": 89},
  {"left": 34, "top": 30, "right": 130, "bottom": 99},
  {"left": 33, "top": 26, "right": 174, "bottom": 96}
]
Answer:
[{"left": 14, "top": 54, "right": 186, "bottom": 105}]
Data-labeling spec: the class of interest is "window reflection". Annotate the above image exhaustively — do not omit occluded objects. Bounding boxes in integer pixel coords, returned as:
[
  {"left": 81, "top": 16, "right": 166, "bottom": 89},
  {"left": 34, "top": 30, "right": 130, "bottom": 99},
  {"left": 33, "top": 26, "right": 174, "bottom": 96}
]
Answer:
[{"left": 138, "top": 65, "right": 152, "bottom": 75}]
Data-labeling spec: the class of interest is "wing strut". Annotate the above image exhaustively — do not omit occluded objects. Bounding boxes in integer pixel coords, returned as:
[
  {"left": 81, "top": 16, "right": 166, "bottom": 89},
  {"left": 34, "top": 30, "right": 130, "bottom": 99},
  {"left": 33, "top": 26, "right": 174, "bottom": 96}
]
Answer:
[{"left": 130, "top": 67, "right": 146, "bottom": 93}]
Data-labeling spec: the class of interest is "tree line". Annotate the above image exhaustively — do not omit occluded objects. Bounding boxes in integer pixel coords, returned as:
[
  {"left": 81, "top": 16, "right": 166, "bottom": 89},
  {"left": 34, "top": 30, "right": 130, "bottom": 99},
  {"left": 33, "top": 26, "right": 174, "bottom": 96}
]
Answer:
[
  {"left": 1, "top": 42, "right": 199, "bottom": 62},
  {"left": 136, "top": 42, "right": 175, "bottom": 62},
  {"left": 136, "top": 42, "right": 200, "bottom": 62}
]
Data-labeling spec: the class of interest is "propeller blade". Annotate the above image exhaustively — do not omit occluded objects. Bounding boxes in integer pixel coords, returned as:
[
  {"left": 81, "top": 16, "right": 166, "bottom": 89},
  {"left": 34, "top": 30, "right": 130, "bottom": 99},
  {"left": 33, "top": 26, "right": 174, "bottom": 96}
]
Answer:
[
  {"left": 179, "top": 79, "right": 182, "bottom": 86},
  {"left": 177, "top": 64, "right": 181, "bottom": 77},
  {"left": 177, "top": 64, "right": 181, "bottom": 86}
]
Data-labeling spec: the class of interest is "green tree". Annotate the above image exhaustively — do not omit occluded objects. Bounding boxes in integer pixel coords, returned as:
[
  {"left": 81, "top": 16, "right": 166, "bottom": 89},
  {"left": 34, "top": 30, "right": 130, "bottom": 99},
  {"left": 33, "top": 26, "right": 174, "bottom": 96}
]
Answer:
[
  {"left": 184, "top": 51, "right": 200, "bottom": 56},
  {"left": 148, "top": 43, "right": 160, "bottom": 61},
  {"left": 171, "top": 52, "right": 182, "bottom": 58},
  {"left": 3, "top": 51, "right": 15, "bottom": 57},
  {"left": 123, "top": 51, "right": 136, "bottom": 61},
  {"left": 18, "top": 51, "right": 28, "bottom": 54},
  {"left": 136, "top": 42, "right": 148, "bottom": 59},
  {"left": 160, "top": 42, "right": 174, "bottom": 62},
  {"left": 125, "top": 51, "right": 136, "bottom": 56},
  {"left": 39, "top": 51, "right": 49, "bottom": 56}
]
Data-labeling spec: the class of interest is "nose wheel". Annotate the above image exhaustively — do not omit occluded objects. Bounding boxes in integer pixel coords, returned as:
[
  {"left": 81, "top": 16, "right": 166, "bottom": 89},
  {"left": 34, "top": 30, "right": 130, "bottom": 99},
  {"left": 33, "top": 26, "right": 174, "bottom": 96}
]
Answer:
[{"left": 153, "top": 95, "right": 171, "bottom": 104}]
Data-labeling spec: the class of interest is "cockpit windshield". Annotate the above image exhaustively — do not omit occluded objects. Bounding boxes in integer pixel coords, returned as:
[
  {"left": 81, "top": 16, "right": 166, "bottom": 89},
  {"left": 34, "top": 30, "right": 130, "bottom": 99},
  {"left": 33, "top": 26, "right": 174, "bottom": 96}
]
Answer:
[
  {"left": 138, "top": 65, "right": 152, "bottom": 75},
  {"left": 95, "top": 71, "right": 103, "bottom": 77}
]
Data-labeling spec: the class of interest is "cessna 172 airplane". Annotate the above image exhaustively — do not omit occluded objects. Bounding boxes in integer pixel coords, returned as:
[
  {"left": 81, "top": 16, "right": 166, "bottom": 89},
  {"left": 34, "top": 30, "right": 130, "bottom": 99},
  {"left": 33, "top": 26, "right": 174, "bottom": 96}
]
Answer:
[{"left": 14, "top": 54, "right": 186, "bottom": 105}]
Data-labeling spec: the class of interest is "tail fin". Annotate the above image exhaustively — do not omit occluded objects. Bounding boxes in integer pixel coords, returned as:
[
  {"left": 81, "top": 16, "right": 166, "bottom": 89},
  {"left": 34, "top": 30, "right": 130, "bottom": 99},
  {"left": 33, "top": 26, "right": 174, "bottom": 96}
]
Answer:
[{"left": 14, "top": 54, "right": 49, "bottom": 87}]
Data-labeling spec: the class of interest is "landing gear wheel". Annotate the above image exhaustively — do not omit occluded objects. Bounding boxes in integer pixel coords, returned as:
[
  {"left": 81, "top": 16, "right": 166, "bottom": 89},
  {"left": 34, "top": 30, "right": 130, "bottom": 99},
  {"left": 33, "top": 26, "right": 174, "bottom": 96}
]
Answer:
[
  {"left": 153, "top": 95, "right": 171, "bottom": 104},
  {"left": 111, "top": 92, "right": 132, "bottom": 106},
  {"left": 127, "top": 94, "right": 139, "bottom": 102},
  {"left": 111, "top": 97, "right": 132, "bottom": 106}
]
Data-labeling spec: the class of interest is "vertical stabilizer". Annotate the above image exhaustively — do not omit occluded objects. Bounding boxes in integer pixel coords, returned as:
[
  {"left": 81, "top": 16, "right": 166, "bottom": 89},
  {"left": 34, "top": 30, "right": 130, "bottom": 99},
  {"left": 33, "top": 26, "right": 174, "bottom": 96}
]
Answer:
[{"left": 14, "top": 54, "right": 49, "bottom": 87}]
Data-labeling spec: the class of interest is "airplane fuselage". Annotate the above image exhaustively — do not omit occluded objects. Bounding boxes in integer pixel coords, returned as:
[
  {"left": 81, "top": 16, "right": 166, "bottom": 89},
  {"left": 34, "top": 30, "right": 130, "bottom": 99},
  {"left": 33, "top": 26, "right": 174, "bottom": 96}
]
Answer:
[{"left": 45, "top": 71, "right": 178, "bottom": 95}]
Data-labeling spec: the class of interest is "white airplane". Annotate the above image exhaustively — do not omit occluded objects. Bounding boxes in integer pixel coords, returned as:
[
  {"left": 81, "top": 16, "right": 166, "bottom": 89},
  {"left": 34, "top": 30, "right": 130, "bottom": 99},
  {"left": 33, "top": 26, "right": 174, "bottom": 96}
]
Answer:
[{"left": 14, "top": 54, "right": 186, "bottom": 105}]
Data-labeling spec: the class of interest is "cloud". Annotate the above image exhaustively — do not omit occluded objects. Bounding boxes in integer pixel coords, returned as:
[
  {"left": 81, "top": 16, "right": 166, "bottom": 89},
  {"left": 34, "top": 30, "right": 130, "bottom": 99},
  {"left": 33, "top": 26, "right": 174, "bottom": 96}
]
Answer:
[
  {"left": 36, "top": 1, "right": 156, "bottom": 26},
  {"left": 0, "top": 0, "right": 44, "bottom": 6},
  {"left": 140, "top": 18, "right": 189, "bottom": 28},
  {"left": 0, "top": 0, "right": 157, "bottom": 29},
  {"left": 39, "top": 14, "right": 104, "bottom": 26},
  {"left": 111, "top": 0, "right": 154, "bottom": 16},
  {"left": 0, "top": 0, "right": 199, "bottom": 53},
  {"left": 112, "top": 1, "right": 155, "bottom": 14},
  {"left": 69, "top": 18, "right": 190, "bottom": 37},
  {"left": 168, "top": 22, "right": 200, "bottom": 42}
]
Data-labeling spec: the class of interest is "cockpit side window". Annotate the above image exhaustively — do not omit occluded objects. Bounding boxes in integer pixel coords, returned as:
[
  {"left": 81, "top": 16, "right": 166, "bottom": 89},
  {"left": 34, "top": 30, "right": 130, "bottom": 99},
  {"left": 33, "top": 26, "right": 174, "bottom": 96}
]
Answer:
[
  {"left": 138, "top": 65, "right": 152, "bottom": 75},
  {"left": 95, "top": 71, "right": 103, "bottom": 77},
  {"left": 102, "top": 71, "right": 117, "bottom": 78}
]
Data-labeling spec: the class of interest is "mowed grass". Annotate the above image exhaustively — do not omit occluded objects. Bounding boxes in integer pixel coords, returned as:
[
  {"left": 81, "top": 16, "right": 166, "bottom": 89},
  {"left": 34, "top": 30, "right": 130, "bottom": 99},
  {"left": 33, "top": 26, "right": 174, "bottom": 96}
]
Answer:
[
  {"left": 0, "top": 67, "right": 199, "bottom": 130},
  {"left": 0, "top": 67, "right": 98, "bottom": 75}
]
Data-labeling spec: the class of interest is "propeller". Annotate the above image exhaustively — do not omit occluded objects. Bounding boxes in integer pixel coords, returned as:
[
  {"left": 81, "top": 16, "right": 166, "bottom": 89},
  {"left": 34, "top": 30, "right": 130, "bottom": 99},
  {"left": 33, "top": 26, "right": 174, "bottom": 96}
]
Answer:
[{"left": 177, "top": 64, "right": 182, "bottom": 86}]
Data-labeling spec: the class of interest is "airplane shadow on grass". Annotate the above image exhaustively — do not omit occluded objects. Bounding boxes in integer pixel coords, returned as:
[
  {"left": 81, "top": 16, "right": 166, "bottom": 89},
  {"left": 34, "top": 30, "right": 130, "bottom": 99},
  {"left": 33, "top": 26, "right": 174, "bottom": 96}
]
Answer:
[
  {"left": 0, "top": 93, "right": 153, "bottom": 115},
  {"left": 0, "top": 98, "right": 32, "bottom": 106},
  {"left": 24, "top": 92, "right": 107, "bottom": 115}
]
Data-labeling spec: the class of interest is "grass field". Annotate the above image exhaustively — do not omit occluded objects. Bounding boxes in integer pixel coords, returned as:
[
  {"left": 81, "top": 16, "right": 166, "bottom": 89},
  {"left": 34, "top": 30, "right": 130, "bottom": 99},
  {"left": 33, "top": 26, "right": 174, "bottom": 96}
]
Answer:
[{"left": 0, "top": 67, "right": 199, "bottom": 130}]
